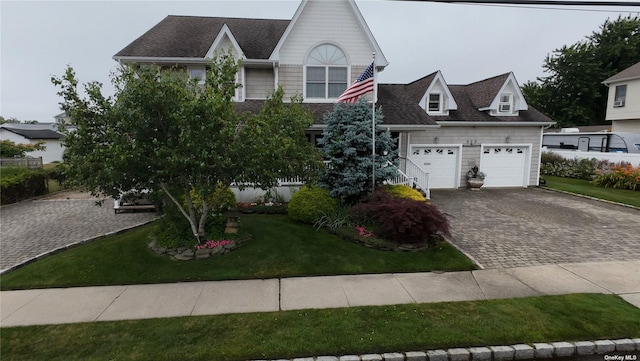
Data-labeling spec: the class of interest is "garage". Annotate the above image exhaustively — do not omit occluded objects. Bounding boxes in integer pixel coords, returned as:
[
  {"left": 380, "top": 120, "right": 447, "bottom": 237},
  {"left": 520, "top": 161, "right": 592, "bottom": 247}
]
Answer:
[
  {"left": 409, "top": 145, "right": 461, "bottom": 188},
  {"left": 479, "top": 145, "right": 530, "bottom": 187}
]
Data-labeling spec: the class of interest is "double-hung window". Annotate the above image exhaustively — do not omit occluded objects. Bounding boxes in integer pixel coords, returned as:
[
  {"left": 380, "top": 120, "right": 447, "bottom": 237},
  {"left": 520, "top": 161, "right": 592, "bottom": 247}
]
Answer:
[
  {"left": 614, "top": 85, "right": 627, "bottom": 107},
  {"left": 428, "top": 93, "right": 441, "bottom": 112},
  {"left": 306, "top": 44, "right": 348, "bottom": 99},
  {"left": 498, "top": 93, "right": 512, "bottom": 112}
]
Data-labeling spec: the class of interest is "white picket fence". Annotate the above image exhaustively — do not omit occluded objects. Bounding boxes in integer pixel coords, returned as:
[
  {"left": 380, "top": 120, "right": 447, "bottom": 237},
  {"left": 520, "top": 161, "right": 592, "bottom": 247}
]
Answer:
[{"left": 232, "top": 159, "right": 431, "bottom": 202}]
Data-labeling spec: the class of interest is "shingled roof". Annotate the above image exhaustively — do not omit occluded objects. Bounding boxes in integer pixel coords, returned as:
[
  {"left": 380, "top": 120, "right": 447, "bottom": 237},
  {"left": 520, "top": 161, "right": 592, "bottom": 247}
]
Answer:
[
  {"left": 114, "top": 15, "right": 290, "bottom": 59},
  {"left": 233, "top": 70, "right": 551, "bottom": 127},
  {"left": 377, "top": 72, "right": 552, "bottom": 125},
  {"left": 603, "top": 61, "right": 640, "bottom": 84},
  {"left": 1, "top": 127, "right": 63, "bottom": 140}
]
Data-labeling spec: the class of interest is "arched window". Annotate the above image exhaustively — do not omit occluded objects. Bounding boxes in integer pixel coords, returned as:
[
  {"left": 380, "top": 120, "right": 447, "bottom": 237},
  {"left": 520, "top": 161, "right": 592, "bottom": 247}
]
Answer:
[{"left": 306, "top": 44, "right": 348, "bottom": 99}]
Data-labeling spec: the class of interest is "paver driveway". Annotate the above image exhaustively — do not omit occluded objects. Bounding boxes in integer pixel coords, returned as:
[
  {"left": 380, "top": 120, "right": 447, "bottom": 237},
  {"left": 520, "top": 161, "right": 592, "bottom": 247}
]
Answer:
[
  {"left": 430, "top": 188, "right": 640, "bottom": 269},
  {"left": 0, "top": 192, "right": 158, "bottom": 271}
]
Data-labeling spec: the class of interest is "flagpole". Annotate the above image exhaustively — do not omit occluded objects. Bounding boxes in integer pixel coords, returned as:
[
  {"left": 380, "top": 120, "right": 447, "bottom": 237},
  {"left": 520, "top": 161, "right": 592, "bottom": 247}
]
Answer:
[{"left": 372, "top": 52, "right": 377, "bottom": 193}]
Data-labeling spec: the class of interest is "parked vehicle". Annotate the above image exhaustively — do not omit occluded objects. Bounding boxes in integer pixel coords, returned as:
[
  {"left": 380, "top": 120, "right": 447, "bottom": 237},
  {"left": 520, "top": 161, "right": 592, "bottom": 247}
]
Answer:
[{"left": 542, "top": 132, "right": 640, "bottom": 154}]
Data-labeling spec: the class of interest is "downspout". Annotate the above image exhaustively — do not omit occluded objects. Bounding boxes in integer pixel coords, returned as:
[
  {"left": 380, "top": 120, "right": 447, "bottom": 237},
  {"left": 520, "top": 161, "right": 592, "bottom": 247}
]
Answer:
[{"left": 537, "top": 124, "right": 553, "bottom": 186}]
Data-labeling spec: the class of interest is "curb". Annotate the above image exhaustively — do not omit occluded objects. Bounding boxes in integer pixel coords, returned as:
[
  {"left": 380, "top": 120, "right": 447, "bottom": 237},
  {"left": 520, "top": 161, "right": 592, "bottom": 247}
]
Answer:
[{"left": 251, "top": 339, "right": 640, "bottom": 361}]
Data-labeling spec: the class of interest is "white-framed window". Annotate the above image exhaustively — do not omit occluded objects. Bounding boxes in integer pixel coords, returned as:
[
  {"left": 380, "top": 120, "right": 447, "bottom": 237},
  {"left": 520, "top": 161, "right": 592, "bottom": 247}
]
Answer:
[
  {"left": 614, "top": 85, "right": 627, "bottom": 107},
  {"left": 305, "top": 44, "right": 348, "bottom": 99},
  {"left": 428, "top": 93, "right": 441, "bottom": 112},
  {"left": 189, "top": 67, "right": 206, "bottom": 84},
  {"left": 498, "top": 93, "right": 512, "bottom": 112}
]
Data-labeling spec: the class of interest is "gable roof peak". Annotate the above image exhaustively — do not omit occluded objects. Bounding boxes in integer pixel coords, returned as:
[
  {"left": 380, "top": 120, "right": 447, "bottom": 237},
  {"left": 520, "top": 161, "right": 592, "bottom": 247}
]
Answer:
[
  {"left": 466, "top": 72, "right": 511, "bottom": 87},
  {"left": 114, "top": 15, "right": 290, "bottom": 60}
]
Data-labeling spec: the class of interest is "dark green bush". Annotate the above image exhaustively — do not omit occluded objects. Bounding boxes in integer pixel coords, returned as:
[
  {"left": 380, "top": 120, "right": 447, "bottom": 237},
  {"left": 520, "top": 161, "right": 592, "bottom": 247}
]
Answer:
[
  {"left": 288, "top": 185, "right": 338, "bottom": 224},
  {"left": 44, "top": 162, "right": 67, "bottom": 186},
  {"left": 0, "top": 167, "right": 48, "bottom": 204},
  {"left": 351, "top": 189, "right": 450, "bottom": 245}
]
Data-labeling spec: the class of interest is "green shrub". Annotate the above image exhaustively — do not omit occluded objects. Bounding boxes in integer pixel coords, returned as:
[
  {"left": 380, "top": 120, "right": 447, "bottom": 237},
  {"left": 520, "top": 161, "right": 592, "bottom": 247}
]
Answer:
[
  {"left": 382, "top": 184, "right": 426, "bottom": 201},
  {"left": 0, "top": 167, "right": 48, "bottom": 204},
  {"left": 155, "top": 200, "right": 227, "bottom": 249},
  {"left": 540, "top": 152, "right": 611, "bottom": 180},
  {"left": 44, "top": 162, "right": 67, "bottom": 187},
  {"left": 288, "top": 185, "right": 338, "bottom": 224}
]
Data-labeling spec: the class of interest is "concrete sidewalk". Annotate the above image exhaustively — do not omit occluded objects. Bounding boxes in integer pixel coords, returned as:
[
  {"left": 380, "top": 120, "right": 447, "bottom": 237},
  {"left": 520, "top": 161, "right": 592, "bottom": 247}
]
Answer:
[{"left": 2, "top": 260, "right": 639, "bottom": 327}]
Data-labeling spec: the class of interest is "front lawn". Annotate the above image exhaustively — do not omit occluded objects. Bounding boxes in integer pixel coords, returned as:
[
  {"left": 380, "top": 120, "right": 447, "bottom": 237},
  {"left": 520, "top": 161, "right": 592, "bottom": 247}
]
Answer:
[
  {"left": 0, "top": 214, "right": 475, "bottom": 290},
  {"left": 2, "top": 293, "right": 639, "bottom": 361},
  {"left": 542, "top": 175, "right": 640, "bottom": 207}
]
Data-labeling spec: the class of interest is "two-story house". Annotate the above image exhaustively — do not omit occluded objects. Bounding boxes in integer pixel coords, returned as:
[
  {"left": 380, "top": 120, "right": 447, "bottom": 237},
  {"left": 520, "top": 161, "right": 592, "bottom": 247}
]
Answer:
[
  {"left": 113, "top": 0, "right": 554, "bottom": 192},
  {"left": 603, "top": 61, "right": 640, "bottom": 133}
]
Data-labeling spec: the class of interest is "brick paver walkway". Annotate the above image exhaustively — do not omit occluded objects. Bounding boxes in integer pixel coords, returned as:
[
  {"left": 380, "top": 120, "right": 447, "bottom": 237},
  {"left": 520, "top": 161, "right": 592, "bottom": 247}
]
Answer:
[
  {"left": 0, "top": 193, "right": 158, "bottom": 271},
  {"left": 431, "top": 188, "right": 640, "bottom": 269}
]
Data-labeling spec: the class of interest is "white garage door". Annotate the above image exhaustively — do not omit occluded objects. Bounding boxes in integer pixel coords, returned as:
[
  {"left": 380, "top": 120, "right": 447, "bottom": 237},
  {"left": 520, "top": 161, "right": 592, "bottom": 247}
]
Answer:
[
  {"left": 410, "top": 146, "right": 459, "bottom": 189},
  {"left": 480, "top": 146, "right": 529, "bottom": 187}
]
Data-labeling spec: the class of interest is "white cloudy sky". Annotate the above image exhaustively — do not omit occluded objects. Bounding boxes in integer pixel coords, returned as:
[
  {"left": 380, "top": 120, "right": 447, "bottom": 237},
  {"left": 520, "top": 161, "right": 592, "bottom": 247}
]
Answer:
[{"left": 1, "top": 0, "right": 639, "bottom": 121}]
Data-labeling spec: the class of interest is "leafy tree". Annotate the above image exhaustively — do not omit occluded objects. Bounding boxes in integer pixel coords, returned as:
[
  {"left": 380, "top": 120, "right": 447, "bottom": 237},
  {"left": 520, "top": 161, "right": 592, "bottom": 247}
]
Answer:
[
  {"left": 52, "top": 53, "right": 320, "bottom": 244},
  {"left": 0, "top": 140, "right": 45, "bottom": 158},
  {"left": 319, "top": 100, "right": 398, "bottom": 205},
  {"left": 522, "top": 16, "right": 640, "bottom": 128},
  {"left": 0, "top": 116, "right": 39, "bottom": 124}
]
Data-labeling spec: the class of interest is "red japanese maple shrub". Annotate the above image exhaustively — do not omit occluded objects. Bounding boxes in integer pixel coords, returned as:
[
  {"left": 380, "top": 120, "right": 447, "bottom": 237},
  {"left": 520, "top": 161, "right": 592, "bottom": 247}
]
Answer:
[{"left": 351, "top": 190, "right": 450, "bottom": 244}]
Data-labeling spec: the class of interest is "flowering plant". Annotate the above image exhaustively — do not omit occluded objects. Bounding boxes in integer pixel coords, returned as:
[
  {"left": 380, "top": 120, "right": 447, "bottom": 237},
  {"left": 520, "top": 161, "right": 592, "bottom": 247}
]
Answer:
[
  {"left": 196, "top": 240, "right": 233, "bottom": 250},
  {"left": 355, "top": 226, "right": 374, "bottom": 238}
]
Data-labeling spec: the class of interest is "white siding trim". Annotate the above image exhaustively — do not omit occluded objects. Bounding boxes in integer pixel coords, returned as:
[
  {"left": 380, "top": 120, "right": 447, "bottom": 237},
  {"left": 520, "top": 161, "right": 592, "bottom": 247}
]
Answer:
[{"left": 206, "top": 24, "right": 245, "bottom": 59}]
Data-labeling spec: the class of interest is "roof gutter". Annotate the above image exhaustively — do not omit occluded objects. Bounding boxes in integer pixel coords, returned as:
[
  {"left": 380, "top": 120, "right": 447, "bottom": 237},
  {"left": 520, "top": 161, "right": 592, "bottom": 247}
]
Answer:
[
  {"left": 437, "top": 121, "right": 556, "bottom": 127},
  {"left": 308, "top": 124, "right": 440, "bottom": 131},
  {"left": 113, "top": 56, "right": 278, "bottom": 67},
  {"left": 602, "top": 75, "right": 640, "bottom": 86}
]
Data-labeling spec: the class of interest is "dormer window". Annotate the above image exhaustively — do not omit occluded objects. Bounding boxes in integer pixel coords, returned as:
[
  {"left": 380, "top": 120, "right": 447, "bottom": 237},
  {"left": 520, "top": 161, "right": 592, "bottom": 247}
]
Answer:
[
  {"left": 305, "top": 44, "right": 348, "bottom": 99},
  {"left": 499, "top": 93, "right": 512, "bottom": 113},
  {"left": 428, "top": 93, "right": 441, "bottom": 112},
  {"left": 614, "top": 85, "right": 626, "bottom": 107}
]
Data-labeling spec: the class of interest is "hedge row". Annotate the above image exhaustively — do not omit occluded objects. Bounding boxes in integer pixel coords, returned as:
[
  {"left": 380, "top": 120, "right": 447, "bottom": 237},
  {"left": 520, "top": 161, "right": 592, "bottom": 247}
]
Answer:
[
  {"left": 541, "top": 151, "right": 639, "bottom": 191},
  {"left": 0, "top": 167, "right": 48, "bottom": 204}
]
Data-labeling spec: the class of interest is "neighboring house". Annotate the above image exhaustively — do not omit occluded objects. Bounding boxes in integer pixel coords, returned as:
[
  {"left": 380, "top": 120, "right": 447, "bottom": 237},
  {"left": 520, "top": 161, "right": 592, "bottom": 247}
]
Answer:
[
  {"left": 603, "top": 62, "right": 640, "bottom": 133},
  {"left": 113, "top": 0, "right": 554, "bottom": 193},
  {"left": 54, "top": 112, "right": 73, "bottom": 127},
  {"left": 0, "top": 123, "right": 64, "bottom": 163}
]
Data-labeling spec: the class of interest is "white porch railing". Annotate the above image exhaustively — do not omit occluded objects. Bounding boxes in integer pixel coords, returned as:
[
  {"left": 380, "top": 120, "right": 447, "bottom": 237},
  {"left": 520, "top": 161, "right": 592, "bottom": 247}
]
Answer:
[{"left": 384, "top": 159, "right": 431, "bottom": 199}]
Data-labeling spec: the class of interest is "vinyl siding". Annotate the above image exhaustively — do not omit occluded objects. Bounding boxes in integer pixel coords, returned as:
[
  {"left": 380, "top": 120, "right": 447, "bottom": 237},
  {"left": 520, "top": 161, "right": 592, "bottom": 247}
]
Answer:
[
  {"left": 278, "top": 0, "right": 375, "bottom": 66},
  {"left": 245, "top": 68, "right": 275, "bottom": 99}
]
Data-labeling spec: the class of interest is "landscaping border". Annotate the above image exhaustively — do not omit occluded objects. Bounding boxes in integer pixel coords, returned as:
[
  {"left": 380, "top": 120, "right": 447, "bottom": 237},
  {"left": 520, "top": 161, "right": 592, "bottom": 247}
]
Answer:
[{"left": 250, "top": 339, "right": 640, "bottom": 361}]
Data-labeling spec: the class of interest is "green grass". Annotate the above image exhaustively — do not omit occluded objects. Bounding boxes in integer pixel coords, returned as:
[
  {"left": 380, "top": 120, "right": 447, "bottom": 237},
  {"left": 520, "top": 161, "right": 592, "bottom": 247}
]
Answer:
[
  {"left": 0, "top": 215, "right": 476, "bottom": 290},
  {"left": 2, "top": 293, "right": 639, "bottom": 361},
  {"left": 542, "top": 175, "right": 640, "bottom": 208}
]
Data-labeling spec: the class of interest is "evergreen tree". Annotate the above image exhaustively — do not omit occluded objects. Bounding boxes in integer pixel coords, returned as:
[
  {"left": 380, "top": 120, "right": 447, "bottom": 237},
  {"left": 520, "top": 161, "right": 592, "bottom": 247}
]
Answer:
[{"left": 319, "top": 99, "right": 398, "bottom": 205}]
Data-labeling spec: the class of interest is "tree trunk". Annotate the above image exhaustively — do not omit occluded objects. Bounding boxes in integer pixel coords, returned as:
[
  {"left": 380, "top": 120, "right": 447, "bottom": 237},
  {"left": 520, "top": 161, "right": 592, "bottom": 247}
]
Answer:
[{"left": 160, "top": 183, "right": 202, "bottom": 244}]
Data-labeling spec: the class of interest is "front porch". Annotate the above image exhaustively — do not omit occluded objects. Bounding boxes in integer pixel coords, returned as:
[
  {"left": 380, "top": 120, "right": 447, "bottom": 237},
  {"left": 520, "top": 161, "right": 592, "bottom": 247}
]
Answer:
[{"left": 231, "top": 157, "right": 430, "bottom": 203}]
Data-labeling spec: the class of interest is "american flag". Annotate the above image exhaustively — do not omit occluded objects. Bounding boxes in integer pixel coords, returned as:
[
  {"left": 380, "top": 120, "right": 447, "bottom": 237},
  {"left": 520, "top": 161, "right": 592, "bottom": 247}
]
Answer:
[{"left": 337, "top": 62, "right": 374, "bottom": 103}]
